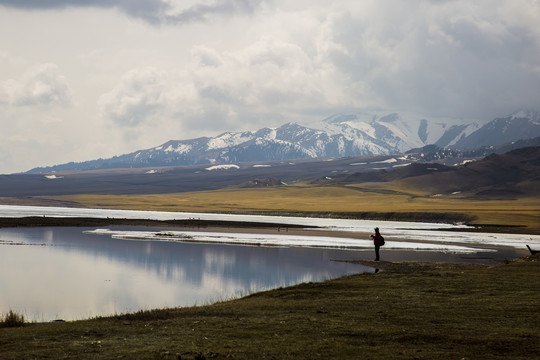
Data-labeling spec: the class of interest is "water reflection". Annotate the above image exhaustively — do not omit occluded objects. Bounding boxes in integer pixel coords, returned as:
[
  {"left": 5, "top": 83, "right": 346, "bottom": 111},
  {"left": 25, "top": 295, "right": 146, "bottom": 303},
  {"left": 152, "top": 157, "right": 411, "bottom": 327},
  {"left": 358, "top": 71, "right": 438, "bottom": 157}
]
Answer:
[{"left": 0, "top": 227, "right": 370, "bottom": 321}]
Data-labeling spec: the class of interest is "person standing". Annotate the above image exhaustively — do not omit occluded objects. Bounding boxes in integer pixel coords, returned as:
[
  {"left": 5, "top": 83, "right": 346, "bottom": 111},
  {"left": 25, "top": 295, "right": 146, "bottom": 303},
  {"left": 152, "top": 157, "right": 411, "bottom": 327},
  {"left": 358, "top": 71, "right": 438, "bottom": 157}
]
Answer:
[{"left": 370, "top": 227, "right": 385, "bottom": 261}]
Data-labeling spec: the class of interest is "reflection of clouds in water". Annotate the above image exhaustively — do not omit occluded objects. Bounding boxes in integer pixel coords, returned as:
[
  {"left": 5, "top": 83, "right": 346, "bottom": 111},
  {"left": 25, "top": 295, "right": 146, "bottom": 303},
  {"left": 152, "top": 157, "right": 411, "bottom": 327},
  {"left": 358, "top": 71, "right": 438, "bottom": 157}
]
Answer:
[
  {"left": 44, "top": 228, "right": 54, "bottom": 244},
  {"left": 0, "top": 226, "right": 366, "bottom": 321},
  {"left": 204, "top": 247, "right": 236, "bottom": 269}
]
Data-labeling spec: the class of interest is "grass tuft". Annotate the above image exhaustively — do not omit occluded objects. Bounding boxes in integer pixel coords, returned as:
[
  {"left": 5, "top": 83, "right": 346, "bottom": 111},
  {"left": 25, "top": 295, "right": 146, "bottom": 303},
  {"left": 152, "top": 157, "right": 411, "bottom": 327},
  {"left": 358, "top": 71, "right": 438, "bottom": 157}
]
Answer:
[{"left": 0, "top": 310, "right": 25, "bottom": 328}]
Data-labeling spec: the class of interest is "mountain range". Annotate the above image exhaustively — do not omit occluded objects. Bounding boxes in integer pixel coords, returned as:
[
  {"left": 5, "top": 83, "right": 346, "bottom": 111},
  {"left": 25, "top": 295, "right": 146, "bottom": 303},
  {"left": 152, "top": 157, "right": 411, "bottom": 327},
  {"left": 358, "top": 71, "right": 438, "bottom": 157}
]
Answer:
[{"left": 27, "top": 110, "right": 540, "bottom": 173}]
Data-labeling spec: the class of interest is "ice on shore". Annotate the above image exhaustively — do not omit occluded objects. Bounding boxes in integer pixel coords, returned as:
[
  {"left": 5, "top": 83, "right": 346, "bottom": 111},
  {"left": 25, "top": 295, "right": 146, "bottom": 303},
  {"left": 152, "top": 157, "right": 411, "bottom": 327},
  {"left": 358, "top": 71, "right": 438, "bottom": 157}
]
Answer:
[
  {"left": 205, "top": 164, "right": 240, "bottom": 171},
  {"left": 85, "top": 229, "right": 489, "bottom": 254},
  {"left": 1, "top": 205, "right": 539, "bottom": 251}
]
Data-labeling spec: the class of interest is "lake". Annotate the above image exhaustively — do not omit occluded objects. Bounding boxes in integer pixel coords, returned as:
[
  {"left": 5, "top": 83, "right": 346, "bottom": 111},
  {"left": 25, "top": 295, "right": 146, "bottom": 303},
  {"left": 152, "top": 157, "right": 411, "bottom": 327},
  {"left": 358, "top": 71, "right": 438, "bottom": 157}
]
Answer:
[{"left": 0, "top": 226, "right": 372, "bottom": 322}]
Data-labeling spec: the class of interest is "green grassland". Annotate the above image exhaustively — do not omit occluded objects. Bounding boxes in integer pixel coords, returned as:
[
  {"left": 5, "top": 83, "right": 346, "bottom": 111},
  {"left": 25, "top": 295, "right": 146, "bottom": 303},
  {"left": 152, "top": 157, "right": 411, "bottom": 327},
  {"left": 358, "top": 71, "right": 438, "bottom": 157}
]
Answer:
[
  {"left": 1, "top": 256, "right": 539, "bottom": 359},
  {"left": 42, "top": 182, "right": 540, "bottom": 234}
]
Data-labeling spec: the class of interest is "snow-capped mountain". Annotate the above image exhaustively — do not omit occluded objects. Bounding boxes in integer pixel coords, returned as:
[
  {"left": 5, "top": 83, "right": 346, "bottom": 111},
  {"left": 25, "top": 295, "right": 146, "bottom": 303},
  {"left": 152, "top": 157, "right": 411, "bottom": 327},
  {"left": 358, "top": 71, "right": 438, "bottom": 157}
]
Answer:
[
  {"left": 315, "top": 112, "right": 483, "bottom": 151},
  {"left": 26, "top": 110, "right": 540, "bottom": 173},
  {"left": 450, "top": 110, "right": 540, "bottom": 150}
]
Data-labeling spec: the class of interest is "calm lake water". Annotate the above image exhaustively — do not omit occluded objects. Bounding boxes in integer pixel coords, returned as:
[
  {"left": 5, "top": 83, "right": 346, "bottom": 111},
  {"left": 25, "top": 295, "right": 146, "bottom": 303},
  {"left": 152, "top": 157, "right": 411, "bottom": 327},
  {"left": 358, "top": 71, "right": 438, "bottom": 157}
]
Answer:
[
  {"left": 0, "top": 226, "right": 372, "bottom": 321},
  {"left": 0, "top": 224, "right": 528, "bottom": 322}
]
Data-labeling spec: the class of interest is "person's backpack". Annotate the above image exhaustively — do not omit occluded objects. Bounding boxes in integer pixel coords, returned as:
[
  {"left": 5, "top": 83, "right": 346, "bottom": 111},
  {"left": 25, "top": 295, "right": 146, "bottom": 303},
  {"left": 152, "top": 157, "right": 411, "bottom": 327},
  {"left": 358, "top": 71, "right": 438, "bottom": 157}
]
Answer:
[{"left": 379, "top": 236, "right": 385, "bottom": 246}]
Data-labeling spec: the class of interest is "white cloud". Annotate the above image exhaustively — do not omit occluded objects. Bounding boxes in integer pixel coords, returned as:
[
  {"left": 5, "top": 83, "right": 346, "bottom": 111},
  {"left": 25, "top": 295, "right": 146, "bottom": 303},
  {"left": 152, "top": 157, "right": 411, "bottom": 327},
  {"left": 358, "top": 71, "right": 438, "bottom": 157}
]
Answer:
[
  {"left": 98, "top": 38, "right": 342, "bottom": 131},
  {"left": 98, "top": 67, "right": 167, "bottom": 127},
  {"left": 0, "top": 63, "right": 73, "bottom": 107}
]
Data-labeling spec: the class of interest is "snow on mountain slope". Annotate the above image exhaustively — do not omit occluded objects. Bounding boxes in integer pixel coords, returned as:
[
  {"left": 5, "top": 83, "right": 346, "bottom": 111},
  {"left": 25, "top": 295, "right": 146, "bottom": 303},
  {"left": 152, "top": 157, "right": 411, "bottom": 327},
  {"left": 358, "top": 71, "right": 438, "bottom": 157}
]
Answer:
[
  {"left": 26, "top": 110, "right": 537, "bottom": 173},
  {"left": 451, "top": 110, "right": 540, "bottom": 150},
  {"left": 317, "top": 112, "right": 483, "bottom": 152}
]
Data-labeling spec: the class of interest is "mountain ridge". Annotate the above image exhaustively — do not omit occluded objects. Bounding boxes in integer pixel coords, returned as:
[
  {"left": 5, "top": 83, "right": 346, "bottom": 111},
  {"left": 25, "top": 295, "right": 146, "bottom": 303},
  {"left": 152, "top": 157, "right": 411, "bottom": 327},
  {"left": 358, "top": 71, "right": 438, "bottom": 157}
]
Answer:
[{"left": 26, "top": 110, "right": 540, "bottom": 174}]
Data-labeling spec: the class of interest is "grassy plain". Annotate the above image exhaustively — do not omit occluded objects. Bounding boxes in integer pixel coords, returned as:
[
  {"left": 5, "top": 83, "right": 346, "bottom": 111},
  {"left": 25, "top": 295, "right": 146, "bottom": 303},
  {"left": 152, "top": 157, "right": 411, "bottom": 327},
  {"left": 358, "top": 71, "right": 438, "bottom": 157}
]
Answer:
[
  {"left": 1, "top": 256, "right": 539, "bottom": 359},
  {"left": 44, "top": 182, "right": 540, "bottom": 234}
]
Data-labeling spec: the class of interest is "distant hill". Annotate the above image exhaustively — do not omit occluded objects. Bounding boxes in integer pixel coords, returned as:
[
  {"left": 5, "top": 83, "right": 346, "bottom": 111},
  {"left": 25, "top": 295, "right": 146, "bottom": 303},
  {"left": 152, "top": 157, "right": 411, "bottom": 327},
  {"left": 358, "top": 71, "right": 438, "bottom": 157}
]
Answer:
[
  {"left": 326, "top": 146, "right": 540, "bottom": 198},
  {"left": 27, "top": 110, "right": 540, "bottom": 174},
  {"left": 0, "top": 154, "right": 414, "bottom": 197}
]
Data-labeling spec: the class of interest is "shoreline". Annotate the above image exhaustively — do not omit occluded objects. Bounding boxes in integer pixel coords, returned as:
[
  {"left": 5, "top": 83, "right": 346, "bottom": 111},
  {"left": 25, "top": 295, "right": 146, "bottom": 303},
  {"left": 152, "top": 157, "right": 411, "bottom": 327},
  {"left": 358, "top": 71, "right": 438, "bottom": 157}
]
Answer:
[
  {"left": 0, "top": 198, "right": 540, "bottom": 235},
  {"left": 0, "top": 212, "right": 534, "bottom": 235},
  {"left": 0, "top": 215, "right": 534, "bottom": 259},
  {"left": 2, "top": 254, "right": 538, "bottom": 359}
]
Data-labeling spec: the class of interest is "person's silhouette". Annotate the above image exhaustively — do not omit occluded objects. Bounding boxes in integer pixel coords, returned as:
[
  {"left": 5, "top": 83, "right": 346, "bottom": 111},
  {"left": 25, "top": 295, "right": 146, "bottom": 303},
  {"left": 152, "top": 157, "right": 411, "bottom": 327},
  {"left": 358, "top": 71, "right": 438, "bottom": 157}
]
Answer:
[{"left": 370, "top": 227, "right": 384, "bottom": 261}]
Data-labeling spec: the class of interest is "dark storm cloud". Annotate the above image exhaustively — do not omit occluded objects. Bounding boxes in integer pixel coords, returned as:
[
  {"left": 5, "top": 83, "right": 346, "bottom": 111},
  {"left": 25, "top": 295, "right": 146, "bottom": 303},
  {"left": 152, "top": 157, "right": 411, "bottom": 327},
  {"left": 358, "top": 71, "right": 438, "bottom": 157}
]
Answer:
[
  {"left": 320, "top": 4, "right": 540, "bottom": 119},
  {"left": 0, "top": 0, "right": 263, "bottom": 25}
]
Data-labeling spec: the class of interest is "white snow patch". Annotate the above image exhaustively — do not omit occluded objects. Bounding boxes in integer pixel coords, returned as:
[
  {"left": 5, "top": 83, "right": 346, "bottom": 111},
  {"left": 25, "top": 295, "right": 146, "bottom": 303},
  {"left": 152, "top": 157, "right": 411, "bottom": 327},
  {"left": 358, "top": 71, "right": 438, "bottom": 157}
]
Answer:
[
  {"left": 373, "top": 158, "right": 397, "bottom": 164},
  {"left": 511, "top": 110, "right": 528, "bottom": 119},
  {"left": 253, "top": 165, "right": 271, "bottom": 168},
  {"left": 154, "top": 146, "right": 163, "bottom": 151},
  {"left": 84, "top": 229, "right": 487, "bottom": 254},
  {"left": 146, "top": 170, "right": 157, "bottom": 174},
  {"left": 207, "top": 133, "right": 253, "bottom": 150},
  {"left": 393, "top": 163, "right": 411, "bottom": 168},
  {"left": 164, "top": 144, "right": 192, "bottom": 154},
  {"left": 205, "top": 164, "right": 240, "bottom": 171},
  {"left": 44, "top": 175, "right": 63, "bottom": 180},
  {"left": 461, "top": 159, "right": 475, "bottom": 165},
  {"left": 350, "top": 162, "right": 367, "bottom": 166}
]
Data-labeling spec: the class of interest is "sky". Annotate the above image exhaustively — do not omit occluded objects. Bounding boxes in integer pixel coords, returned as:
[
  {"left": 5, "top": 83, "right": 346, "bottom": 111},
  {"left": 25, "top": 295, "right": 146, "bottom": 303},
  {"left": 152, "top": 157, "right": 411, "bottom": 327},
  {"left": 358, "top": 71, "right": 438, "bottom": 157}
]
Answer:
[{"left": 1, "top": 0, "right": 539, "bottom": 174}]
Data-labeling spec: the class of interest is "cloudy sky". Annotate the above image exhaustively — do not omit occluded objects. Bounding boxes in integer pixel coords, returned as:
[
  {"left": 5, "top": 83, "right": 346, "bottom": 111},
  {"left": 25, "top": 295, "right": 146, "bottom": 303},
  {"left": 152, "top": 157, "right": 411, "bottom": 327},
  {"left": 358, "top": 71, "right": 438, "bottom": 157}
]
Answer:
[{"left": 1, "top": 0, "right": 539, "bottom": 173}]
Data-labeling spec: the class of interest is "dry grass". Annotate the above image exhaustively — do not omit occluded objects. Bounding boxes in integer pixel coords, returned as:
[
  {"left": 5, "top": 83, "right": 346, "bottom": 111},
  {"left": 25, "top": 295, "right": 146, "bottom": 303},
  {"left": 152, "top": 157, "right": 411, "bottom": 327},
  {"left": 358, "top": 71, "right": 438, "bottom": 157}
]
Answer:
[
  {"left": 0, "top": 311, "right": 25, "bottom": 328},
  {"left": 43, "top": 182, "right": 540, "bottom": 233}
]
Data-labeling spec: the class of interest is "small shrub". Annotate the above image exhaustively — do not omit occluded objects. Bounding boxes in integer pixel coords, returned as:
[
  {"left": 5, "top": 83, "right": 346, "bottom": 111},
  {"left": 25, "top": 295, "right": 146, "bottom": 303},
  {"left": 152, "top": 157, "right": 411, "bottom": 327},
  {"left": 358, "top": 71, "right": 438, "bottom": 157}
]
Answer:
[{"left": 1, "top": 310, "right": 26, "bottom": 328}]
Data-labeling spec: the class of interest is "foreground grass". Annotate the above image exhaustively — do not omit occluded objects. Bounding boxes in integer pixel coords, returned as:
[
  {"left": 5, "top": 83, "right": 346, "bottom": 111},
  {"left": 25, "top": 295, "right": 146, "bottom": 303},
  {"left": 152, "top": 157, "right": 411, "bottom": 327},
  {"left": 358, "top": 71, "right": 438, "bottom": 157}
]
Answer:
[
  {"left": 1, "top": 256, "right": 539, "bottom": 359},
  {"left": 0, "top": 310, "right": 25, "bottom": 328},
  {"left": 40, "top": 183, "right": 540, "bottom": 233}
]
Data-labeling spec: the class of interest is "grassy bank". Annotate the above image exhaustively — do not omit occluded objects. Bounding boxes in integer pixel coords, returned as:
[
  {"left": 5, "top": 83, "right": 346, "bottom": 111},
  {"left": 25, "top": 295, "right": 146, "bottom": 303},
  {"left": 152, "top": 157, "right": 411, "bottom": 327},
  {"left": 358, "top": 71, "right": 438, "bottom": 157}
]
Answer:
[{"left": 1, "top": 255, "right": 539, "bottom": 359}]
